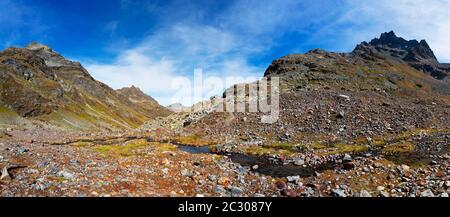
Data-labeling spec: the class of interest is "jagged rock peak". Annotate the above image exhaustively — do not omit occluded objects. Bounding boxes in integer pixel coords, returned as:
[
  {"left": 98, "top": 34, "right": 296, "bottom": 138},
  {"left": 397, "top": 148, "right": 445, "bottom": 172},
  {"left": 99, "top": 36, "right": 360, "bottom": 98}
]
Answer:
[
  {"left": 361, "top": 31, "right": 438, "bottom": 61},
  {"left": 352, "top": 31, "right": 449, "bottom": 79}
]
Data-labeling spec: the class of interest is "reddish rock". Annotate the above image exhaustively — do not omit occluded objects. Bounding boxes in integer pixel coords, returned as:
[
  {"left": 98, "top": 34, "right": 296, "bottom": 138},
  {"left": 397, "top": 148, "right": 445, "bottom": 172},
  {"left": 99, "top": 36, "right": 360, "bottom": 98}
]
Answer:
[
  {"left": 343, "top": 162, "right": 355, "bottom": 170},
  {"left": 282, "top": 189, "right": 298, "bottom": 197},
  {"left": 275, "top": 180, "right": 287, "bottom": 190}
]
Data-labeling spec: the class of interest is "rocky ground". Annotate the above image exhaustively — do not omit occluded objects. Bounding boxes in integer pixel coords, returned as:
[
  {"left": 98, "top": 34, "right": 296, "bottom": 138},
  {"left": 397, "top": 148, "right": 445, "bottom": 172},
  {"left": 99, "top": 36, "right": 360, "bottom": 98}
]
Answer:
[
  {"left": 0, "top": 128, "right": 448, "bottom": 197},
  {"left": 0, "top": 129, "right": 279, "bottom": 197}
]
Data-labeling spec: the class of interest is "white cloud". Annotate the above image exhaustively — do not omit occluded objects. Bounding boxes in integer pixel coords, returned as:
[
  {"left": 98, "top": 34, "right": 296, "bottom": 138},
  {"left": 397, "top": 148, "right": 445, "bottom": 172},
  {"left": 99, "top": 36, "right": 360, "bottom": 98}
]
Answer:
[
  {"left": 86, "top": 0, "right": 450, "bottom": 107},
  {"left": 86, "top": 23, "right": 263, "bottom": 106},
  {"left": 337, "top": 0, "right": 450, "bottom": 62}
]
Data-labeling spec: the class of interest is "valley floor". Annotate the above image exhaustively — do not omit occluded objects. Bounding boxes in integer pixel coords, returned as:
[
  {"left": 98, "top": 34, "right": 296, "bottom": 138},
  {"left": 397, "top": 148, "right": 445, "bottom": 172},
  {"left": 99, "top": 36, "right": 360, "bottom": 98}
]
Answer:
[{"left": 0, "top": 128, "right": 449, "bottom": 197}]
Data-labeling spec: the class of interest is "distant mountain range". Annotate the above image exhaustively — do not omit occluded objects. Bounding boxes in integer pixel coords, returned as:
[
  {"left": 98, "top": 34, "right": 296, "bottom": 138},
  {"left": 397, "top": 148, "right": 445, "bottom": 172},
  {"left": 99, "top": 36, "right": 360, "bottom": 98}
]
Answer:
[{"left": 2, "top": 31, "right": 450, "bottom": 135}]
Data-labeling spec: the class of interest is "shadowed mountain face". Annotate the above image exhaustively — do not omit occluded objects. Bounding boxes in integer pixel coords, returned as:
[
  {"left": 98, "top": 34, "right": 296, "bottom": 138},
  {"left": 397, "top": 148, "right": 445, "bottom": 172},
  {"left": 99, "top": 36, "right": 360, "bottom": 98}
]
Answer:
[
  {"left": 353, "top": 31, "right": 450, "bottom": 80},
  {"left": 0, "top": 43, "right": 171, "bottom": 130}
]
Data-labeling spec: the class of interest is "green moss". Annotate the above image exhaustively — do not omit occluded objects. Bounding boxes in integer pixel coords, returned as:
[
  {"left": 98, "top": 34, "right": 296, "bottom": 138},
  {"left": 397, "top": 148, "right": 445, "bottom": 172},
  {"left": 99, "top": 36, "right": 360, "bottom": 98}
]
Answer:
[
  {"left": 174, "top": 134, "right": 215, "bottom": 146},
  {"left": 155, "top": 143, "right": 177, "bottom": 152},
  {"left": 94, "top": 139, "right": 150, "bottom": 157},
  {"left": 372, "top": 138, "right": 387, "bottom": 147},
  {"left": 264, "top": 142, "right": 304, "bottom": 152},
  {"left": 0, "top": 105, "right": 12, "bottom": 113},
  {"left": 382, "top": 142, "right": 415, "bottom": 153},
  {"left": 310, "top": 142, "right": 327, "bottom": 150},
  {"left": 328, "top": 143, "right": 369, "bottom": 155},
  {"left": 71, "top": 141, "right": 94, "bottom": 148},
  {"left": 244, "top": 146, "right": 293, "bottom": 156}
]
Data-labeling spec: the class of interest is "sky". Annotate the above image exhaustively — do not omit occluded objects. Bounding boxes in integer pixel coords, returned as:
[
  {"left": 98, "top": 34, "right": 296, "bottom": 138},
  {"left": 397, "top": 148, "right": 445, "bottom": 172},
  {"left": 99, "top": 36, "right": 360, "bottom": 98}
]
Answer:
[{"left": 1, "top": 0, "right": 450, "bottom": 105}]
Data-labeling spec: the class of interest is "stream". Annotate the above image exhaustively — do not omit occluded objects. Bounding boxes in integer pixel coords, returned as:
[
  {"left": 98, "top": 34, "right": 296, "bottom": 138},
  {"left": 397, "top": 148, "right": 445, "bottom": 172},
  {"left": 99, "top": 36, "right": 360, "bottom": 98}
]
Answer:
[
  {"left": 175, "top": 145, "right": 336, "bottom": 178},
  {"left": 58, "top": 136, "right": 337, "bottom": 178}
]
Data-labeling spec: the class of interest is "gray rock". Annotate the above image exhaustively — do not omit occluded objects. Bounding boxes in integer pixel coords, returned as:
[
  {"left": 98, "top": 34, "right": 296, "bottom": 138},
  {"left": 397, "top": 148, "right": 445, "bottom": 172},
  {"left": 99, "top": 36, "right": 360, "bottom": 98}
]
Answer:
[
  {"left": 229, "top": 186, "right": 244, "bottom": 197},
  {"left": 302, "top": 187, "right": 315, "bottom": 196},
  {"left": 420, "top": 189, "right": 434, "bottom": 197},
  {"left": 208, "top": 175, "right": 217, "bottom": 181},
  {"left": 331, "top": 189, "right": 347, "bottom": 197},
  {"left": 440, "top": 192, "right": 449, "bottom": 197},
  {"left": 213, "top": 185, "right": 226, "bottom": 194},
  {"left": 162, "top": 168, "right": 169, "bottom": 174},
  {"left": 57, "top": 170, "right": 75, "bottom": 180},
  {"left": 37, "top": 161, "right": 48, "bottom": 168},
  {"left": 181, "top": 169, "right": 192, "bottom": 177},
  {"left": 15, "top": 145, "right": 29, "bottom": 155},
  {"left": 379, "top": 191, "right": 390, "bottom": 197},
  {"left": 358, "top": 190, "right": 372, "bottom": 197},
  {"left": 343, "top": 154, "right": 352, "bottom": 162},
  {"left": 294, "top": 159, "right": 305, "bottom": 166},
  {"left": 286, "top": 176, "right": 300, "bottom": 183}
]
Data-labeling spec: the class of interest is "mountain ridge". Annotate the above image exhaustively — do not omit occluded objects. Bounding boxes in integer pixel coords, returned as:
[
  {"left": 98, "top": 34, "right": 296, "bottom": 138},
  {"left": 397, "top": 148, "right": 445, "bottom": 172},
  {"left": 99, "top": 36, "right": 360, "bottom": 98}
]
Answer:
[{"left": 0, "top": 43, "right": 171, "bottom": 130}]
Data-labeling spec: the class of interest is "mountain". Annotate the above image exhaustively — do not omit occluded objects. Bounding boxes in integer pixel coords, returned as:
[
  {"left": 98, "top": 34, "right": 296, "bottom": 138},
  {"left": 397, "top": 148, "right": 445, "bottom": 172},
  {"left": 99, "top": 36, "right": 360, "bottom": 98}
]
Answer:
[
  {"left": 179, "top": 32, "right": 450, "bottom": 144},
  {"left": 0, "top": 42, "right": 170, "bottom": 130},
  {"left": 353, "top": 31, "right": 450, "bottom": 80},
  {"left": 166, "top": 103, "right": 190, "bottom": 113},
  {"left": 116, "top": 86, "right": 172, "bottom": 117}
]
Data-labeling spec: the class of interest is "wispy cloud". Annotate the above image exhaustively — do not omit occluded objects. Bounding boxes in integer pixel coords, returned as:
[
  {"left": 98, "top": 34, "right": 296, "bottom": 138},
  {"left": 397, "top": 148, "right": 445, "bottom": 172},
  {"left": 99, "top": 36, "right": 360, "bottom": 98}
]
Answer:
[
  {"left": 86, "top": 0, "right": 450, "bottom": 106},
  {"left": 86, "top": 0, "right": 333, "bottom": 105},
  {"left": 86, "top": 23, "right": 262, "bottom": 105},
  {"left": 331, "top": 0, "right": 450, "bottom": 62}
]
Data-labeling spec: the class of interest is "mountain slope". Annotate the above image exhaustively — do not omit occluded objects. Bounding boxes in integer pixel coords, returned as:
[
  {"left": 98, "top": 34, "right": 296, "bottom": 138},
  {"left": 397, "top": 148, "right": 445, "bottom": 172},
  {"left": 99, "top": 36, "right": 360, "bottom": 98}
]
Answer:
[
  {"left": 116, "top": 86, "right": 172, "bottom": 118},
  {"left": 0, "top": 43, "right": 171, "bottom": 131},
  {"left": 181, "top": 32, "right": 450, "bottom": 144}
]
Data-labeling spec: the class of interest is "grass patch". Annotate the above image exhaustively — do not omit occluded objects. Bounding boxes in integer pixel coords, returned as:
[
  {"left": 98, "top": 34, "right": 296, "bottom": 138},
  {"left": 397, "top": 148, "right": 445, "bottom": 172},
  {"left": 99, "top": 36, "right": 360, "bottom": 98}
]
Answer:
[
  {"left": 263, "top": 142, "right": 304, "bottom": 152},
  {"left": 244, "top": 146, "right": 293, "bottom": 156},
  {"left": 382, "top": 142, "right": 415, "bottom": 153},
  {"left": 372, "top": 138, "right": 387, "bottom": 147},
  {"left": 385, "top": 153, "right": 429, "bottom": 167},
  {"left": 328, "top": 143, "right": 369, "bottom": 155},
  {"left": 353, "top": 137, "right": 370, "bottom": 145},
  {"left": 310, "top": 142, "right": 327, "bottom": 150},
  {"left": 0, "top": 105, "right": 12, "bottom": 113},
  {"left": 174, "top": 134, "right": 215, "bottom": 146},
  {"left": 71, "top": 141, "right": 94, "bottom": 148},
  {"left": 155, "top": 143, "right": 177, "bottom": 152},
  {"left": 94, "top": 139, "right": 150, "bottom": 157}
]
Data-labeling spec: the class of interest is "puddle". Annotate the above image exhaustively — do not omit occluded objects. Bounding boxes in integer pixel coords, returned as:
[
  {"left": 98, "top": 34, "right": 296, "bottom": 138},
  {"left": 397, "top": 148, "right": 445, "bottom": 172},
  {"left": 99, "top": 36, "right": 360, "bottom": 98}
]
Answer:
[{"left": 177, "top": 145, "right": 211, "bottom": 154}]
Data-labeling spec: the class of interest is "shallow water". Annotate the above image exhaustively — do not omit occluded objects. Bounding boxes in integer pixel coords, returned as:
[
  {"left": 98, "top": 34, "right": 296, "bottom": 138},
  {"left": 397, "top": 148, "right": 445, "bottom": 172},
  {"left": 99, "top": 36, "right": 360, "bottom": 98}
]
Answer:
[
  {"left": 177, "top": 145, "right": 211, "bottom": 154},
  {"left": 175, "top": 145, "right": 336, "bottom": 178}
]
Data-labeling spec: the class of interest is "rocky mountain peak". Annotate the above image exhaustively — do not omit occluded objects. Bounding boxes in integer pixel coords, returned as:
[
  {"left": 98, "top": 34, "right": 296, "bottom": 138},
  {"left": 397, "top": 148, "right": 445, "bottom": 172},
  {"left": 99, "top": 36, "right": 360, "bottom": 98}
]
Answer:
[
  {"left": 354, "top": 31, "right": 448, "bottom": 79},
  {"left": 366, "top": 31, "right": 437, "bottom": 61},
  {"left": 369, "top": 31, "right": 411, "bottom": 49}
]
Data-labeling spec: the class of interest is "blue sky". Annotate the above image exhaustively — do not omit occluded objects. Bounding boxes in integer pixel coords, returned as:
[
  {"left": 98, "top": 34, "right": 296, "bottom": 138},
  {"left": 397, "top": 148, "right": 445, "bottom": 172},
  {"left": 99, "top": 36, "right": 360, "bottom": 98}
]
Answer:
[{"left": 1, "top": 0, "right": 450, "bottom": 105}]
